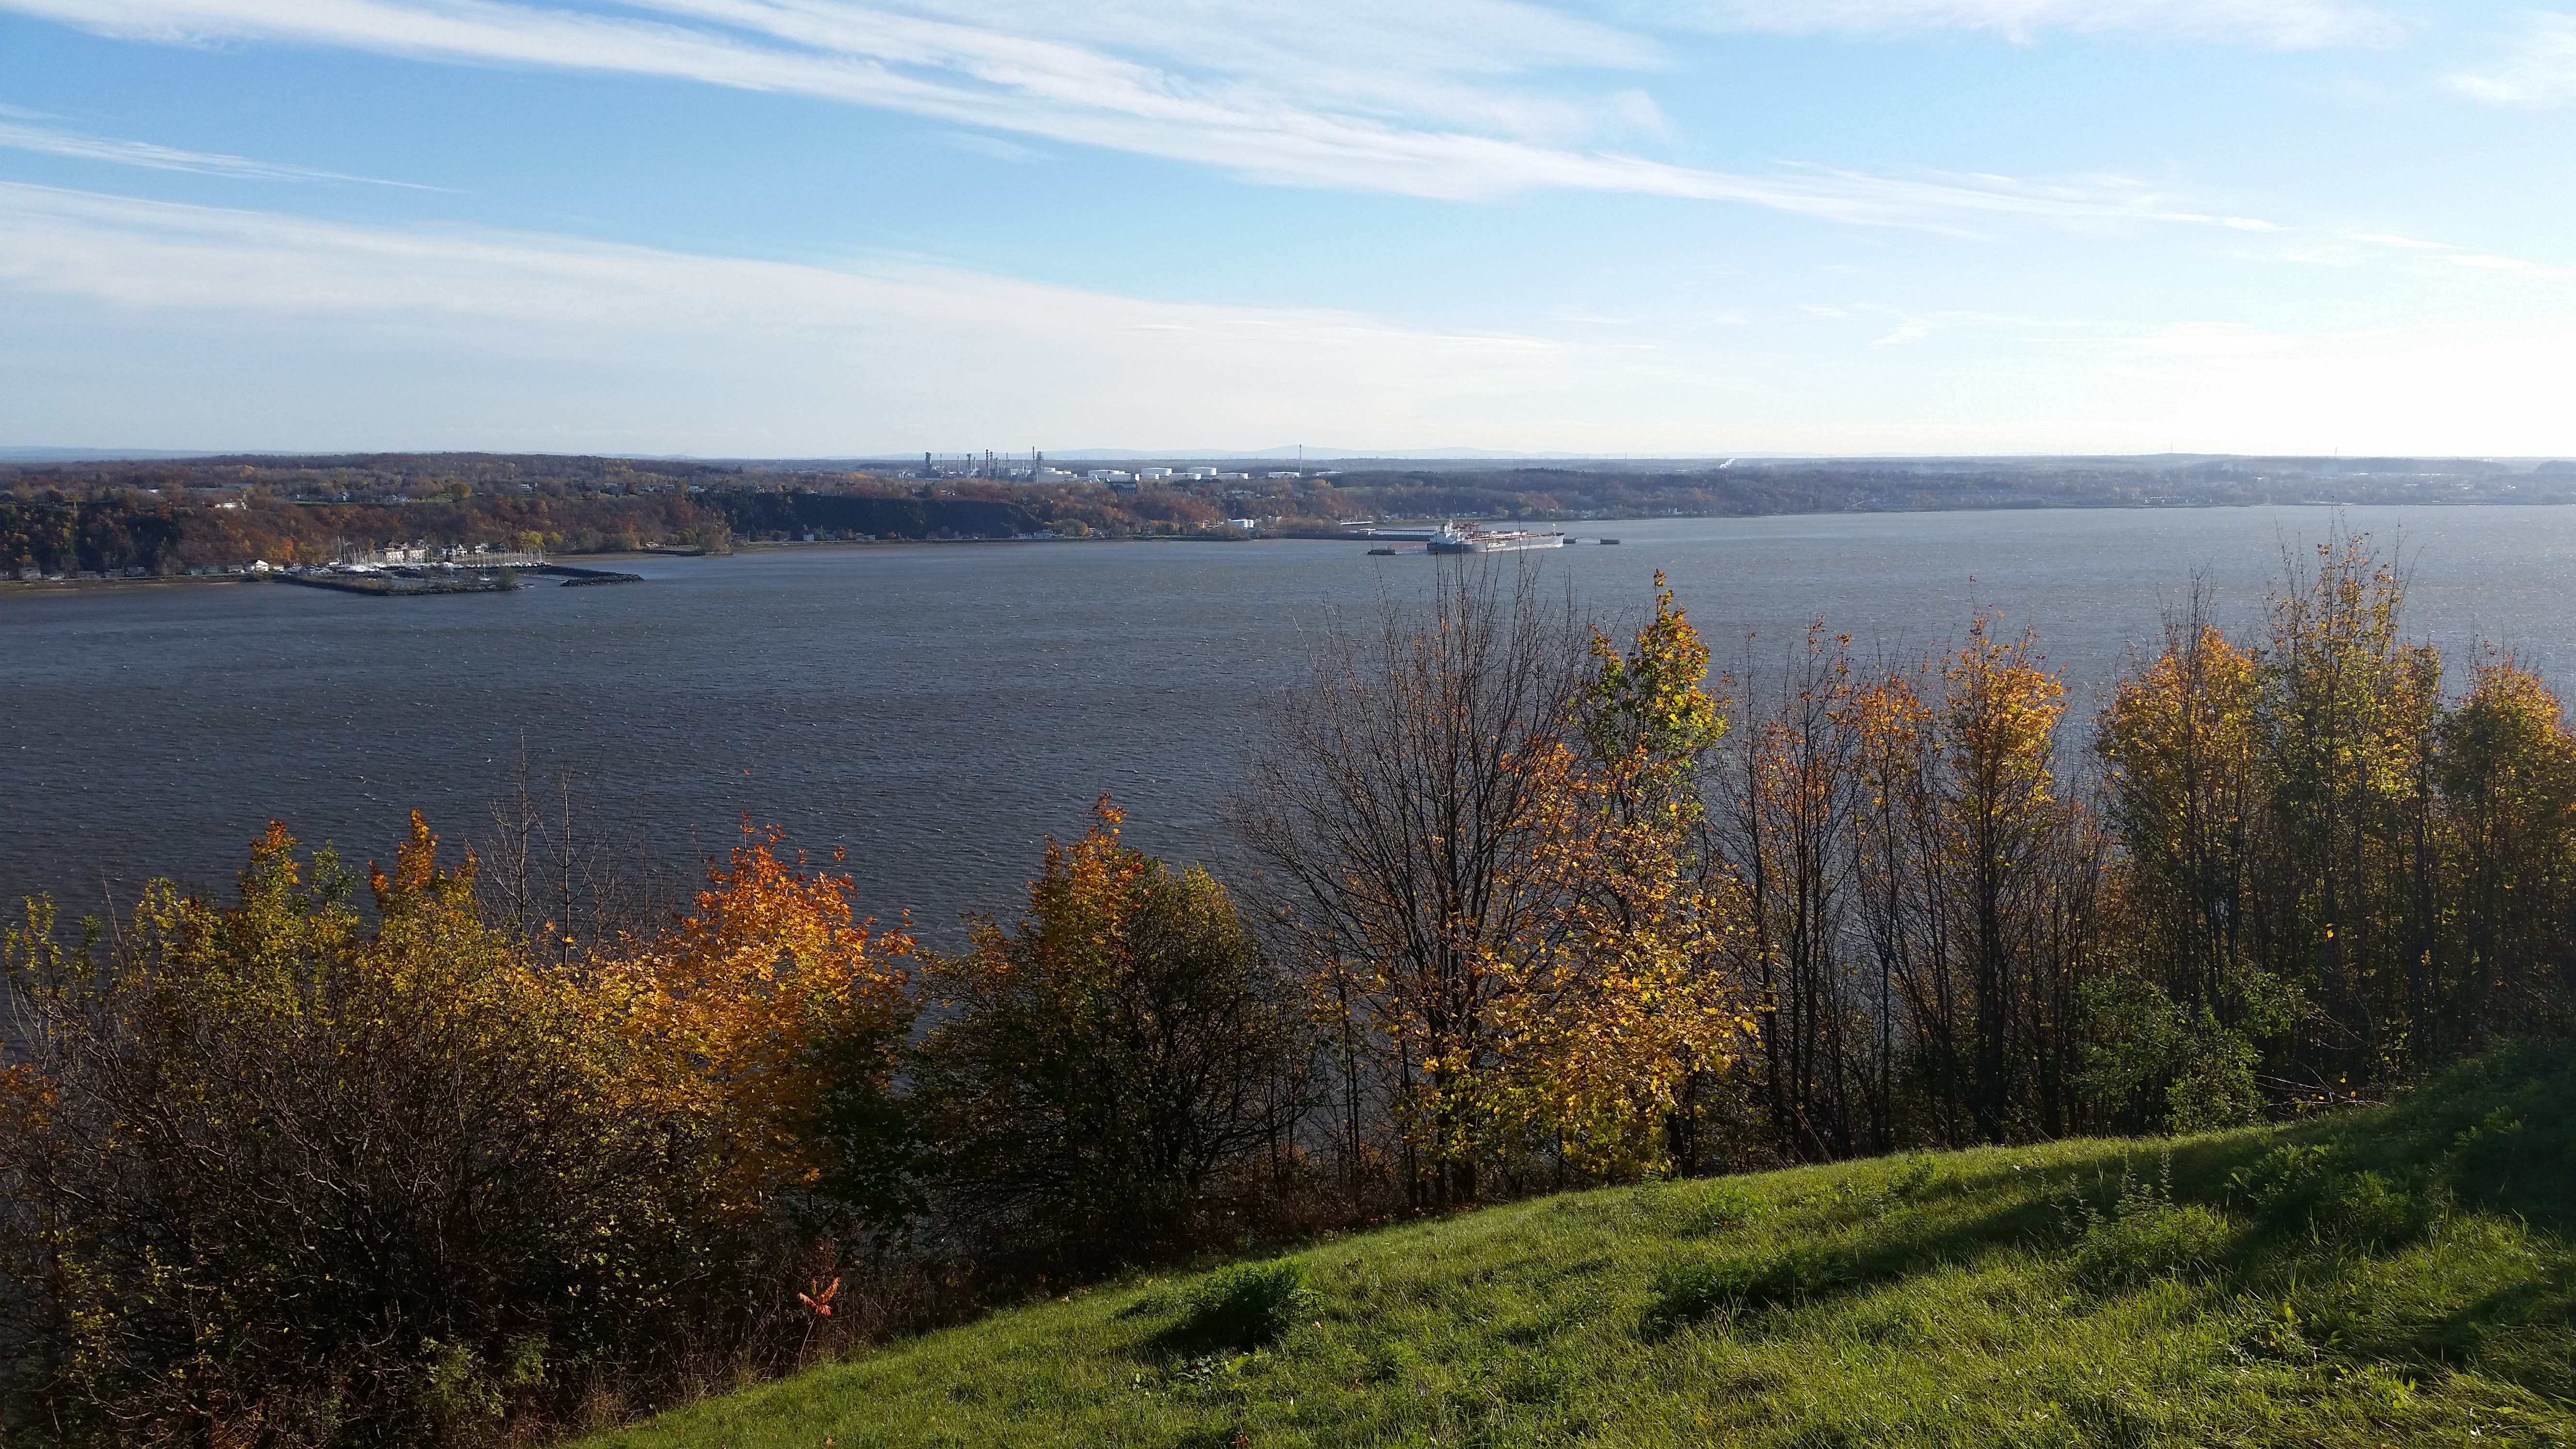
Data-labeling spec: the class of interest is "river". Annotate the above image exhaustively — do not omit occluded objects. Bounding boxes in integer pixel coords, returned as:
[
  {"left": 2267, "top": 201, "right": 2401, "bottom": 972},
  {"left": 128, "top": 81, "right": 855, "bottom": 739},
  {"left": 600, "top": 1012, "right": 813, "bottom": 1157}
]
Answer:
[{"left": 7, "top": 506, "right": 2574, "bottom": 942}]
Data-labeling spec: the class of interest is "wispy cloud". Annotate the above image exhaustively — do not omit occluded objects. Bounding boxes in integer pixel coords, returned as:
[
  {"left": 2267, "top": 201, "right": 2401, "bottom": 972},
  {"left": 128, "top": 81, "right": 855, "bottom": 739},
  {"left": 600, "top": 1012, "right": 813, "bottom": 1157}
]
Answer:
[
  {"left": 1631, "top": 0, "right": 2390, "bottom": 46},
  {"left": 1805, "top": 303, "right": 2057, "bottom": 347},
  {"left": 2347, "top": 230, "right": 2456, "bottom": 251},
  {"left": 1657, "top": 164, "right": 2281, "bottom": 232},
  {"left": 849, "top": 0, "right": 1660, "bottom": 141},
  {"left": 2127, "top": 319, "right": 2302, "bottom": 356},
  {"left": 0, "top": 118, "right": 440, "bottom": 186},
  {"left": 0, "top": 0, "right": 2275, "bottom": 226},
  {"left": 2334, "top": 229, "right": 2572, "bottom": 282},
  {"left": 8, "top": 181, "right": 2571, "bottom": 456},
  {"left": 0, "top": 180, "right": 1679, "bottom": 449},
  {"left": 931, "top": 129, "right": 1044, "bottom": 162},
  {"left": 0, "top": 0, "right": 1665, "bottom": 195},
  {"left": 2447, "top": 13, "right": 2576, "bottom": 105}
]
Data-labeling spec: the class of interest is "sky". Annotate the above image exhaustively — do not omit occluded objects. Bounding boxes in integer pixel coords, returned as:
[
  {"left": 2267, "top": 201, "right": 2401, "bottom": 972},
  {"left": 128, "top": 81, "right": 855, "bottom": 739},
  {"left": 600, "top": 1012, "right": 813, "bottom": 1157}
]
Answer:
[{"left": 2, "top": 0, "right": 2573, "bottom": 457}]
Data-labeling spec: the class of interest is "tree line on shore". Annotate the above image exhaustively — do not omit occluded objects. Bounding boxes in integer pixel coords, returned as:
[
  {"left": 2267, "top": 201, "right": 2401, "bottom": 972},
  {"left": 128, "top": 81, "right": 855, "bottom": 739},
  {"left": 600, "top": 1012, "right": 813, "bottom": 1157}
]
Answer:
[
  {"left": 6, "top": 536, "right": 2574, "bottom": 1446},
  {"left": 29, "top": 450, "right": 2574, "bottom": 582},
  {"left": 0, "top": 483, "right": 1295, "bottom": 577},
  {"left": 1, "top": 455, "right": 1290, "bottom": 576}
]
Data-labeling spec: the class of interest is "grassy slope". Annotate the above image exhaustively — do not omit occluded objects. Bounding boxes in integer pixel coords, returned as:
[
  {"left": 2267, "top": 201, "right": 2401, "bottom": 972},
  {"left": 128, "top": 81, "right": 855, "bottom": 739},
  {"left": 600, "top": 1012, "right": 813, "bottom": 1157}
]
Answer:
[{"left": 586, "top": 1053, "right": 2576, "bottom": 1449}]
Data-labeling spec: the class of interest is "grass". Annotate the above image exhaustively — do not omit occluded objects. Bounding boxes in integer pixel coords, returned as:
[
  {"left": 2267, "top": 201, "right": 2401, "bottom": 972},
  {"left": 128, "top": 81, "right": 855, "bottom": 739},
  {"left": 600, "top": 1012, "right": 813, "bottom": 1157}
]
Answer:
[{"left": 580, "top": 1050, "right": 2576, "bottom": 1448}]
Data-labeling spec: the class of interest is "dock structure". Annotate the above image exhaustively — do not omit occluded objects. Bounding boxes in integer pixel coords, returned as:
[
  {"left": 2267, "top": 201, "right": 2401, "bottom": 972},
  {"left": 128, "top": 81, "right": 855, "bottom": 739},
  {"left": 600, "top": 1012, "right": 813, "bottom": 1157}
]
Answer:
[
  {"left": 266, "top": 540, "right": 560, "bottom": 596},
  {"left": 535, "top": 564, "right": 644, "bottom": 586},
  {"left": 344, "top": 542, "right": 548, "bottom": 569},
  {"left": 274, "top": 569, "right": 519, "bottom": 597}
]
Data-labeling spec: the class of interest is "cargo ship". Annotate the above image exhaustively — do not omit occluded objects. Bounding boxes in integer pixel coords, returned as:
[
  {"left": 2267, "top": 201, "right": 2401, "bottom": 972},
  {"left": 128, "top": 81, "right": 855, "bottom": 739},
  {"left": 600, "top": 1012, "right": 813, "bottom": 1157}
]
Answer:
[{"left": 1424, "top": 521, "right": 1567, "bottom": 554}]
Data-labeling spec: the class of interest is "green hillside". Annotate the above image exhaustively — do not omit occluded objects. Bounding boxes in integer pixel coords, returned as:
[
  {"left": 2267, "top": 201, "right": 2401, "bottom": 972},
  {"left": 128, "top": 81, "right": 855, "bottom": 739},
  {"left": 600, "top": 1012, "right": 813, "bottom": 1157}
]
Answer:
[{"left": 584, "top": 1052, "right": 2575, "bottom": 1449}]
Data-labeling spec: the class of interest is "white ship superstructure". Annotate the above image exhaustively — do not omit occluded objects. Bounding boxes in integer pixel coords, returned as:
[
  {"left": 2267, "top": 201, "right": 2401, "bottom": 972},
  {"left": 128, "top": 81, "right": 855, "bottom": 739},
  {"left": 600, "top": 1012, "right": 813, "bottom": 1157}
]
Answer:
[{"left": 1424, "top": 521, "right": 1567, "bottom": 554}]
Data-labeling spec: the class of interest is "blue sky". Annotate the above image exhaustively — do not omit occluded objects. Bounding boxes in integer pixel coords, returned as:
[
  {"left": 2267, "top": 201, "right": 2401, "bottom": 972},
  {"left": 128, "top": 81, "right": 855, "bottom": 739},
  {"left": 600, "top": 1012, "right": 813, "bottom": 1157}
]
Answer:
[{"left": 2, "top": 0, "right": 2573, "bottom": 456}]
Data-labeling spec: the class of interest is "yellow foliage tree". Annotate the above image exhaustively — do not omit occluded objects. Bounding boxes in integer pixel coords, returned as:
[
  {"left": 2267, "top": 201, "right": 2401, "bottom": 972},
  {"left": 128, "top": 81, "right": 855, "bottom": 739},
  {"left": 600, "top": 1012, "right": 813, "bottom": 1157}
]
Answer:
[
  {"left": 1492, "top": 573, "right": 1748, "bottom": 1178},
  {"left": 2098, "top": 614, "right": 2263, "bottom": 1017},
  {"left": 0, "top": 811, "right": 918, "bottom": 1442},
  {"left": 2260, "top": 533, "right": 2445, "bottom": 1084},
  {"left": 1937, "top": 615, "right": 2071, "bottom": 1142},
  {"left": 2089, "top": 612, "right": 2281, "bottom": 1128},
  {"left": 2437, "top": 658, "right": 2576, "bottom": 1042},
  {"left": 914, "top": 799, "right": 1305, "bottom": 1259},
  {"left": 607, "top": 823, "right": 915, "bottom": 1225},
  {"left": 1, "top": 815, "right": 686, "bottom": 1439}
]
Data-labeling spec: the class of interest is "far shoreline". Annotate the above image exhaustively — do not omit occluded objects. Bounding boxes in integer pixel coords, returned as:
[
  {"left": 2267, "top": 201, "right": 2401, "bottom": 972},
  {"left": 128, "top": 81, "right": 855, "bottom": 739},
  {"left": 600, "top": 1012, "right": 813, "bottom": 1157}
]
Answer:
[{"left": 8, "top": 497, "right": 2571, "bottom": 599}]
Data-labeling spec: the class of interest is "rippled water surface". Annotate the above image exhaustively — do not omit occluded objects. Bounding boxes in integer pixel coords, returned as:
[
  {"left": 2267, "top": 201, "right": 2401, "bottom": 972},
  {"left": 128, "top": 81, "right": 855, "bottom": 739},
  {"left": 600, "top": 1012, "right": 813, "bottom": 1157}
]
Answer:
[{"left": 9, "top": 507, "right": 2576, "bottom": 942}]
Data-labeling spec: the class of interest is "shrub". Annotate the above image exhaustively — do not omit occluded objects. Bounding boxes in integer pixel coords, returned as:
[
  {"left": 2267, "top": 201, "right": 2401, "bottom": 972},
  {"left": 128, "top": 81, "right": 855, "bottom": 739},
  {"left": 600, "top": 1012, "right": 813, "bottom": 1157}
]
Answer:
[
  {"left": 1681, "top": 1185, "right": 1768, "bottom": 1235},
  {"left": 2167, "top": 1026, "right": 2263, "bottom": 1132},
  {"left": 2227, "top": 1144, "right": 2431, "bottom": 1246},
  {"left": 2230, "top": 1142, "right": 2341, "bottom": 1214},
  {"left": 1183, "top": 1260, "right": 1318, "bottom": 1349},
  {"left": 915, "top": 802, "right": 1311, "bottom": 1266},
  {"left": 1650, "top": 1244, "right": 1852, "bottom": 1326},
  {"left": 2073, "top": 1202, "right": 2236, "bottom": 1288},
  {"left": 0, "top": 815, "right": 915, "bottom": 1446},
  {"left": 0, "top": 822, "right": 689, "bottom": 1441},
  {"left": 2319, "top": 1169, "right": 2430, "bottom": 1247},
  {"left": 2444, "top": 1108, "right": 2527, "bottom": 1189},
  {"left": 2067, "top": 1153, "right": 2236, "bottom": 1288},
  {"left": 1892, "top": 1153, "right": 1942, "bottom": 1200},
  {"left": 2080, "top": 982, "right": 2274, "bottom": 1134}
]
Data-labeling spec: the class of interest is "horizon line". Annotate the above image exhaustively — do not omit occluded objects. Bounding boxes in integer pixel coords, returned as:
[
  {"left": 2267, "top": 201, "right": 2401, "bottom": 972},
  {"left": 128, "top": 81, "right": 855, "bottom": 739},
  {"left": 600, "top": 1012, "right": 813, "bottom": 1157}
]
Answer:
[{"left": 7, "top": 448, "right": 2568, "bottom": 467}]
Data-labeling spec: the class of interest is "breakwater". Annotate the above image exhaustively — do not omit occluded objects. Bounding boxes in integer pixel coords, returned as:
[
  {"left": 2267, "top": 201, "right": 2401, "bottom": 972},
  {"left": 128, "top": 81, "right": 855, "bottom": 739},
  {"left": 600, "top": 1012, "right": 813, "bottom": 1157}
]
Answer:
[
  {"left": 537, "top": 564, "right": 645, "bottom": 586},
  {"left": 274, "top": 569, "right": 520, "bottom": 597}
]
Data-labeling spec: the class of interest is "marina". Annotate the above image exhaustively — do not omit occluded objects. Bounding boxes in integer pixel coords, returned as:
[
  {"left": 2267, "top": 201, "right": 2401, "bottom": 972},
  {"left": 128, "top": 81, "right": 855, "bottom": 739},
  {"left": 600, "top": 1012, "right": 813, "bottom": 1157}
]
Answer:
[
  {"left": 1426, "top": 520, "right": 1565, "bottom": 553},
  {"left": 257, "top": 547, "right": 642, "bottom": 596},
  {"left": 1363, "top": 520, "right": 1582, "bottom": 554},
  {"left": 274, "top": 569, "right": 518, "bottom": 596}
]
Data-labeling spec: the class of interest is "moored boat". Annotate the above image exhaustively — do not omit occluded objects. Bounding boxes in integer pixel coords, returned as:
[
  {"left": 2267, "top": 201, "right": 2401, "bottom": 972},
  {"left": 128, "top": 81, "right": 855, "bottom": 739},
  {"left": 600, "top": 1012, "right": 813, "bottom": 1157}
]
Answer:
[{"left": 1424, "top": 521, "right": 1567, "bottom": 554}]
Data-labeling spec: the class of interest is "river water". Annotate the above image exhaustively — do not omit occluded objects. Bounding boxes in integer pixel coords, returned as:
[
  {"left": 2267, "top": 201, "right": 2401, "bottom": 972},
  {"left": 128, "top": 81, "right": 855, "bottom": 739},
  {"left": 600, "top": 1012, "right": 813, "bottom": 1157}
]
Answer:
[{"left": 7, "top": 506, "right": 2575, "bottom": 942}]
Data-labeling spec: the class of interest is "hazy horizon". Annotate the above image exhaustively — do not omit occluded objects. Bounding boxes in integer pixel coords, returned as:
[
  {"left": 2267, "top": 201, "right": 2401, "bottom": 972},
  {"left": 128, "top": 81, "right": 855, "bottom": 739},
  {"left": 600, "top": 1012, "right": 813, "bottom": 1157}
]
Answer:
[{"left": 9, "top": 447, "right": 2575, "bottom": 468}]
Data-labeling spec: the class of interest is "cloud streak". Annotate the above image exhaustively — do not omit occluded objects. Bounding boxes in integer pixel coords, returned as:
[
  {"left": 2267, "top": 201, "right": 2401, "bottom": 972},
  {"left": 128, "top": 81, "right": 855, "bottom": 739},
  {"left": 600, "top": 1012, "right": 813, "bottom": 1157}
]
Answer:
[
  {"left": 0, "top": 180, "right": 1698, "bottom": 451},
  {"left": 5, "top": 181, "right": 2571, "bottom": 456},
  {"left": 1638, "top": 0, "right": 2380, "bottom": 46},
  {"left": 0, "top": 119, "right": 440, "bottom": 186},
  {"left": 2447, "top": 13, "right": 2576, "bottom": 105},
  {"left": 2336, "top": 229, "right": 2573, "bottom": 283},
  {"left": 1, "top": 0, "right": 2273, "bottom": 225},
  {"left": 0, "top": 0, "right": 1672, "bottom": 199},
  {"left": 1631, "top": 0, "right": 2389, "bottom": 46}
]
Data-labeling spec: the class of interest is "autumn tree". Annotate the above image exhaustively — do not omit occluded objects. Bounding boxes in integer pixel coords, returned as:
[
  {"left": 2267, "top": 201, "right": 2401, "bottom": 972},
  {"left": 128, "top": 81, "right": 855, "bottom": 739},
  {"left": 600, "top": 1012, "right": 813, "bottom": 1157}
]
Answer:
[
  {"left": 1928, "top": 616, "right": 2069, "bottom": 1139},
  {"left": 2254, "top": 533, "right": 2445, "bottom": 1091},
  {"left": 1842, "top": 654, "right": 1940, "bottom": 1151},
  {"left": 612, "top": 823, "right": 917, "bottom": 1231},
  {"left": 1244, "top": 566, "right": 1750, "bottom": 1191},
  {"left": 0, "top": 814, "right": 921, "bottom": 1446},
  {"left": 2099, "top": 592, "right": 2265, "bottom": 1020},
  {"left": 0, "top": 818, "right": 689, "bottom": 1442},
  {"left": 1493, "top": 573, "right": 1745, "bottom": 1179},
  {"left": 1717, "top": 625, "right": 1870, "bottom": 1162},
  {"left": 1238, "top": 560, "right": 1587, "bottom": 1204},
  {"left": 914, "top": 801, "right": 1309, "bottom": 1264},
  {"left": 2088, "top": 592, "right": 2288, "bottom": 1129},
  {"left": 2436, "top": 657, "right": 2576, "bottom": 1045}
]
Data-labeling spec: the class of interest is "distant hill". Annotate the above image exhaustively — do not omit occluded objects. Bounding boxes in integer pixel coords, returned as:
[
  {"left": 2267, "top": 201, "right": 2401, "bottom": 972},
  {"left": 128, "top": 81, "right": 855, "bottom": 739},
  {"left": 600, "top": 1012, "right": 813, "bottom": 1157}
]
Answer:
[
  {"left": 580, "top": 1050, "right": 2576, "bottom": 1449},
  {"left": 13, "top": 451, "right": 2576, "bottom": 578}
]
